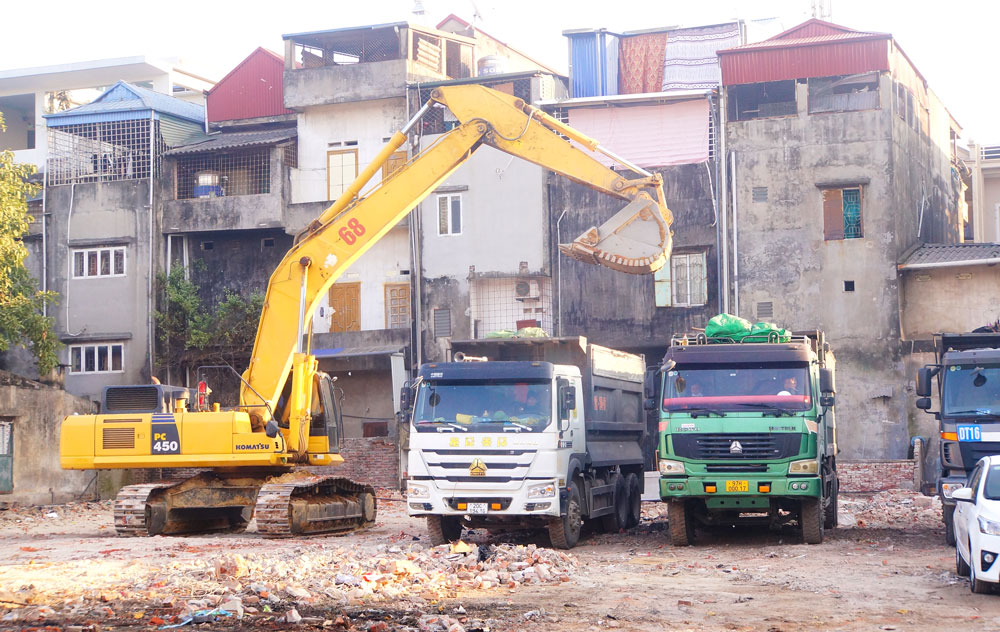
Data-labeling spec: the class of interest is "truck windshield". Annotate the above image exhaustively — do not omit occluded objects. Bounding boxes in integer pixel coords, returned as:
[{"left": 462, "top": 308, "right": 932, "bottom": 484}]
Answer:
[
  {"left": 942, "top": 364, "right": 1000, "bottom": 416},
  {"left": 413, "top": 380, "right": 552, "bottom": 433},
  {"left": 661, "top": 363, "right": 811, "bottom": 413}
]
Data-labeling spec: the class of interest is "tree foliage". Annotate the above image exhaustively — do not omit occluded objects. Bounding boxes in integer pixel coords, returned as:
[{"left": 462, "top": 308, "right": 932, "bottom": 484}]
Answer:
[
  {"left": 154, "top": 264, "right": 264, "bottom": 374},
  {"left": 0, "top": 114, "right": 59, "bottom": 374}
]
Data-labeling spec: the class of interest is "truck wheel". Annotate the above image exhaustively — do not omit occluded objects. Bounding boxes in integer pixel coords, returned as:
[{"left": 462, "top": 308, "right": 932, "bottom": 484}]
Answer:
[
  {"left": 601, "top": 474, "right": 626, "bottom": 533},
  {"left": 549, "top": 481, "right": 582, "bottom": 549},
  {"left": 823, "top": 476, "right": 839, "bottom": 529},
  {"left": 667, "top": 500, "right": 695, "bottom": 546},
  {"left": 944, "top": 506, "right": 957, "bottom": 547},
  {"left": 800, "top": 498, "right": 824, "bottom": 544},
  {"left": 625, "top": 473, "right": 642, "bottom": 529},
  {"left": 426, "top": 515, "right": 462, "bottom": 546}
]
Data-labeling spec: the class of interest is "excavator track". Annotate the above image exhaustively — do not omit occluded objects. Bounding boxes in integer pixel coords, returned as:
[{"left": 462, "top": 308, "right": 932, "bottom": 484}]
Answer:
[
  {"left": 255, "top": 472, "right": 377, "bottom": 537},
  {"left": 113, "top": 481, "right": 181, "bottom": 537}
]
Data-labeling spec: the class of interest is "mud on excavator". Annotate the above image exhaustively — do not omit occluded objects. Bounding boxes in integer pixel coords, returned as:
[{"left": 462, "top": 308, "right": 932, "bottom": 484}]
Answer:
[{"left": 59, "top": 84, "right": 675, "bottom": 537}]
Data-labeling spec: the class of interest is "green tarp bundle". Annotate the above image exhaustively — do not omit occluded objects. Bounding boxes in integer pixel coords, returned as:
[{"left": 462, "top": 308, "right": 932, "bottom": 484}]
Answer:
[{"left": 704, "top": 313, "right": 791, "bottom": 343}]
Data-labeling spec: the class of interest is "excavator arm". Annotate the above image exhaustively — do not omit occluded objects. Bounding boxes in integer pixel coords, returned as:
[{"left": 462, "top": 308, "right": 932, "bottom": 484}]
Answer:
[{"left": 240, "top": 84, "right": 674, "bottom": 452}]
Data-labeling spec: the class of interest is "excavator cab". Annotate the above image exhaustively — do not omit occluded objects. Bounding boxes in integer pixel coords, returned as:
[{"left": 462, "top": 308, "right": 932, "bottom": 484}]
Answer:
[{"left": 310, "top": 372, "right": 343, "bottom": 454}]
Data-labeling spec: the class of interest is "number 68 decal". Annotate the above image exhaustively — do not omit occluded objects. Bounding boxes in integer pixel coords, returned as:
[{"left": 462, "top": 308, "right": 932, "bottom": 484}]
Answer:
[{"left": 338, "top": 218, "right": 366, "bottom": 246}]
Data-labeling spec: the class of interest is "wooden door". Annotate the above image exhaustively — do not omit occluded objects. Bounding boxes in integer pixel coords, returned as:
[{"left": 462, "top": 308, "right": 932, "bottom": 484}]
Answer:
[{"left": 329, "top": 283, "right": 361, "bottom": 332}]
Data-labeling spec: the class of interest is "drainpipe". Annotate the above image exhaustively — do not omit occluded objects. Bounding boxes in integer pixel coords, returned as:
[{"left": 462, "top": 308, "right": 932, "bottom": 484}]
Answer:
[
  {"left": 41, "top": 166, "right": 47, "bottom": 317},
  {"left": 555, "top": 208, "right": 568, "bottom": 336},
  {"left": 731, "top": 150, "right": 740, "bottom": 318},
  {"left": 406, "top": 89, "right": 423, "bottom": 369},
  {"left": 718, "top": 89, "right": 730, "bottom": 314},
  {"left": 148, "top": 112, "right": 155, "bottom": 378}
]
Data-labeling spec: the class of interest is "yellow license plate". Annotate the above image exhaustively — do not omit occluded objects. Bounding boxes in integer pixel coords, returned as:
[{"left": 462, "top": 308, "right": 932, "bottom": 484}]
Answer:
[{"left": 725, "top": 480, "right": 749, "bottom": 493}]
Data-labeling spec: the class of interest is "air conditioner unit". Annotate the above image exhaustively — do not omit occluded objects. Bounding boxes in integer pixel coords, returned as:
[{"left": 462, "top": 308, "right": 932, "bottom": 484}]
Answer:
[{"left": 515, "top": 280, "right": 540, "bottom": 300}]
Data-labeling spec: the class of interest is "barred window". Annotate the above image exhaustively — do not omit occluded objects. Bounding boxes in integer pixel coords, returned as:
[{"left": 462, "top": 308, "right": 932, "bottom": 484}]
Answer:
[{"left": 670, "top": 253, "right": 707, "bottom": 307}]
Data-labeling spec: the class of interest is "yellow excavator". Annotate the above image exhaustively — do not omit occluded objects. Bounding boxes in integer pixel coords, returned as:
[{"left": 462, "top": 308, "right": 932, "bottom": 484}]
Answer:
[{"left": 59, "top": 84, "right": 675, "bottom": 537}]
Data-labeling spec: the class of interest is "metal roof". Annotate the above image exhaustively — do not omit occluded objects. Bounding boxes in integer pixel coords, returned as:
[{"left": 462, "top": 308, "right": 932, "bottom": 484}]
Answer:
[
  {"left": 313, "top": 344, "right": 405, "bottom": 359},
  {"left": 163, "top": 128, "right": 296, "bottom": 156},
  {"left": 720, "top": 31, "right": 889, "bottom": 52},
  {"left": 899, "top": 243, "right": 1000, "bottom": 270},
  {"left": 43, "top": 80, "right": 204, "bottom": 126}
]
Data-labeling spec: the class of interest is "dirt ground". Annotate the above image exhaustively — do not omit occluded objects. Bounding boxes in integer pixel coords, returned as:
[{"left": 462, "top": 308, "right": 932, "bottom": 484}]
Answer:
[{"left": 1, "top": 489, "right": 1000, "bottom": 631}]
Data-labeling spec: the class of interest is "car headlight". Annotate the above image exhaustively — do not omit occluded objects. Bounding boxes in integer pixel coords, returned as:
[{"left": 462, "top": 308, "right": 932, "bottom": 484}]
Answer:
[
  {"left": 407, "top": 484, "right": 430, "bottom": 499},
  {"left": 941, "top": 482, "right": 965, "bottom": 498},
  {"left": 788, "top": 459, "right": 819, "bottom": 475},
  {"left": 659, "top": 459, "right": 686, "bottom": 475},
  {"left": 979, "top": 516, "right": 1000, "bottom": 536},
  {"left": 527, "top": 483, "right": 556, "bottom": 499}
]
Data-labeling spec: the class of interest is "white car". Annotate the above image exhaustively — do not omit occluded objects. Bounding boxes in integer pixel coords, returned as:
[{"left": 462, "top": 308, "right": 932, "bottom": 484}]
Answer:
[{"left": 953, "top": 455, "right": 1000, "bottom": 594}]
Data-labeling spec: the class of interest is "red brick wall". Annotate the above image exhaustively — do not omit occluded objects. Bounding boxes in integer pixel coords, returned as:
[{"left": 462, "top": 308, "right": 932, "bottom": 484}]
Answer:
[{"left": 838, "top": 460, "right": 916, "bottom": 492}]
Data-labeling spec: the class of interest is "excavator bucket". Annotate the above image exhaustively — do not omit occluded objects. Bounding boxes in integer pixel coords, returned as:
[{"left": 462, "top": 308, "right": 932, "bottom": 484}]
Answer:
[{"left": 559, "top": 198, "right": 673, "bottom": 274}]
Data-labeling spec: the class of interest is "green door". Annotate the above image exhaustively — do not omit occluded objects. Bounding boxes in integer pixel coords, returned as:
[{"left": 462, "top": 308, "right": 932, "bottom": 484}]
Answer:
[{"left": 0, "top": 420, "right": 12, "bottom": 494}]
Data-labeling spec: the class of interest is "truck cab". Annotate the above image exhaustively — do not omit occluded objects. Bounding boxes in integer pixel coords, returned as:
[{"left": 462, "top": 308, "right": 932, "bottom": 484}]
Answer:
[
  {"left": 916, "top": 332, "right": 1000, "bottom": 545},
  {"left": 655, "top": 331, "right": 838, "bottom": 544}
]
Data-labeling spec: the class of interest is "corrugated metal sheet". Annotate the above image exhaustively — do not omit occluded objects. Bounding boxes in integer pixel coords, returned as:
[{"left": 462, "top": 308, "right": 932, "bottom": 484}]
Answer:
[
  {"left": 159, "top": 116, "right": 207, "bottom": 148},
  {"left": 207, "top": 48, "right": 292, "bottom": 123},
  {"left": 567, "top": 99, "right": 709, "bottom": 167},
  {"left": 720, "top": 39, "right": 889, "bottom": 85},
  {"left": 900, "top": 243, "right": 1000, "bottom": 268},
  {"left": 44, "top": 80, "right": 204, "bottom": 126},
  {"left": 164, "top": 128, "right": 296, "bottom": 156},
  {"left": 567, "top": 30, "right": 619, "bottom": 98}
]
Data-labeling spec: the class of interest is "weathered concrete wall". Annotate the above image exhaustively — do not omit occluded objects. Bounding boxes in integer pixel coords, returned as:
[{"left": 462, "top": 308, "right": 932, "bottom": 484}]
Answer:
[
  {"left": 283, "top": 61, "right": 444, "bottom": 110},
  {"left": 0, "top": 372, "right": 95, "bottom": 505},
  {"left": 187, "top": 228, "right": 292, "bottom": 303},
  {"left": 900, "top": 265, "right": 1000, "bottom": 339},
  {"left": 291, "top": 98, "right": 407, "bottom": 205},
  {"left": 41, "top": 180, "right": 160, "bottom": 401},
  {"left": 728, "top": 75, "right": 961, "bottom": 460},
  {"left": 548, "top": 162, "right": 720, "bottom": 355}
]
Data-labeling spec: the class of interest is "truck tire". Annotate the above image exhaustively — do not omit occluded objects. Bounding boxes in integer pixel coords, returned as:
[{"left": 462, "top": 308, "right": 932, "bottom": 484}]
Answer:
[
  {"left": 823, "top": 476, "right": 839, "bottom": 530},
  {"left": 800, "top": 498, "right": 824, "bottom": 544},
  {"left": 944, "top": 506, "right": 957, "bottom": 546},
  {"left": 667, "top": 500, "right": 695, "bottom": 546},
  {"left": 426, "top": 515, "right": 462, "bottom": 546},
  {"left": 549, "top": 481, "right": 582, "bottom": 549},
  {"left": 625, "top": 472, "right": 642, "bottom": 529},
  {"left": 601, "top": 474, "right": 627, "bottom": 533}
]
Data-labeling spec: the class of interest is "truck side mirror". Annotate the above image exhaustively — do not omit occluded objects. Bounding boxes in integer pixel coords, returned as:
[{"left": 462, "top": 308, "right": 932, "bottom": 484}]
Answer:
[
  {"left": 820, "top": 395, "right": 835, "bottom": 408},
  {"left": 560, "top": 385, "right": 577, "bottom": 413},
  {"left": 399, "top": 381, "right": 413, "bottom": 412},
  {"left": 643, "top": 397, "right": 658, "bottom": 411},
  {"left": 915, "top": 397, "right": 932, "bottom": 410},
  {"left": 644, "top": 368, "right": 658, "bottom": 399},
  {"left": 916, "top": 367, "right": 938, "bottom": 397},
  {"left": 819, "top": 368, "right": 835, "bottom": 394}
]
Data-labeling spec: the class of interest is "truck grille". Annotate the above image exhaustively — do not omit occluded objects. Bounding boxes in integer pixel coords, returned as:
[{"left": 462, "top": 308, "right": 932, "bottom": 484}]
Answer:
[
  {"left": 102, "top": 427, "right": 135, "bottom": 450},
  {"left": 671, "top": 433, "right": 802, "bottom": 460}
]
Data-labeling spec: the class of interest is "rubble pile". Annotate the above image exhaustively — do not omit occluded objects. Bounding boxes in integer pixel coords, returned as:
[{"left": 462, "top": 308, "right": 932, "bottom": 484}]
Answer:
[
  {"left": 838, "top": 490, "right": 941, "bottom": 530},
  {"left": 0, "top": 540, "right": 576, "bottom": 628}
]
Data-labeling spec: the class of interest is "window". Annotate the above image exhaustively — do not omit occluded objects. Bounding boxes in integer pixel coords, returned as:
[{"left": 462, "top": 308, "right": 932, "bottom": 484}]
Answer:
[
  {"left": 728, "top": 81, "right": 797, "bottom": 121},
  {"left": 69, "top": 343, "right": 124, "bottom": 374},
  {"left": 167, "top": 235, "right": 188, "bottom": 275},
  {"left": 385, "top": 283, "right": 411, "bottom": 329},
  {"left": 844, "top": 280, "right": 855, "bottom": 292},
  {"left": 71, "top": 246, "right": 126, "bottom": 279},
  {"left": 822, "top": 186, "right": 864, "bottom": 240},
  {"left": 381, "top": 151, "right": 408, "bottom": 182},
  {"left": 327, "top": 148, "right": 359, "bottom": 201},
  {"left": 808, "top": 73, "right": 879, "bottom": 114},
  {"left": 671, "top": 253, "right": 707, "bottom": 307},
  {"left": 437, "top": 194, "right": 462, "bottom": 235},
  {"left": 363, "top": 421, "right": 389, "bottom": 437},
  {"left": 434, "top": 308, "right": 452, "bottom": 338}
]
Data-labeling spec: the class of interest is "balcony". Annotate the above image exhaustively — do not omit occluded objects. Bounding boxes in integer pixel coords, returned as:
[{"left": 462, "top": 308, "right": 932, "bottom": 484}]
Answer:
[{"left": 282, "top": 22, "right": 474, "bottom": 109}]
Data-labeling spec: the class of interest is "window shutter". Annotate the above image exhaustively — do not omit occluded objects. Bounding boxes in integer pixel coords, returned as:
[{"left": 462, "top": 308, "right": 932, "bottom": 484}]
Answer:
[
  {"left": 438, "top": 197, "right": 449, "bottom": 235},
  {"left": 822, "top": 188, "right": 845, "bottom": 240},
  {"left": 434, "top": 308, "right": 452, "bottom": 338},
  {"left": 690, "top": 253, "right": 706, "bottom": 305}
]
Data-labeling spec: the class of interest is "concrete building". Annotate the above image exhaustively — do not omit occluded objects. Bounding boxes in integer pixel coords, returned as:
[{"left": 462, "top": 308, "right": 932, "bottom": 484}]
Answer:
[
  {"left": 0, "top": 56, "right": 213, "bottom": 169},
  {"left": 718, "top": 19, "right": 965, "bottom": 460},
  {"left": 966, "top": 142, "right": 1000, "bottom": 243},
  {"left": 27, "top": 82, "right": 207, "bottom": 402}
]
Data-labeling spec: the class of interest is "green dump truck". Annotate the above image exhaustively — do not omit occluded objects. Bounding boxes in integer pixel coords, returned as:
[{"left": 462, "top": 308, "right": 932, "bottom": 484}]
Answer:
[{"left": 650, "top": 323, "right": 838, "bottom": 544}]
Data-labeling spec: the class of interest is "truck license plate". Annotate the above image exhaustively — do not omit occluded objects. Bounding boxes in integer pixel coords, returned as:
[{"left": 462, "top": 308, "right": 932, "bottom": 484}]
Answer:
[
  {"left": 958, "top": 425, "right": 982, "bottom": 442},
  {"left": 467, "top": 503, "right": 488, "bottom": 514},
  {"left": 725, "top": 480, "right": 749, "bottom": 493}
]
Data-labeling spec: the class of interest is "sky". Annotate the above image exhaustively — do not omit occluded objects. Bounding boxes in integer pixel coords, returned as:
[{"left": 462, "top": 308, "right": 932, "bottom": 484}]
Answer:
[{"left": 2, "top": 0, "right": 997, "bottom": 142}]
